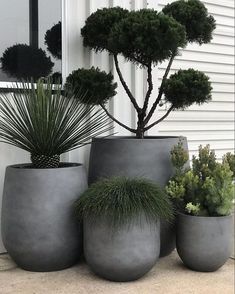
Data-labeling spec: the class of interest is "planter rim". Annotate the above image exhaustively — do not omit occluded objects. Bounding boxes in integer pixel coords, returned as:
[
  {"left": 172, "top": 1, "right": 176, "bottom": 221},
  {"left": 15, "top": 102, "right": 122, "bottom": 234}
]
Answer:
[
  {"left": 177, "top": 211, "right": 232, "bottom": 220},
  {"left": 92, "top": 135, "right": 186, "bottom": 141},
  {"left": 6, "top": 162, "right": 82, "bottom": 170}
]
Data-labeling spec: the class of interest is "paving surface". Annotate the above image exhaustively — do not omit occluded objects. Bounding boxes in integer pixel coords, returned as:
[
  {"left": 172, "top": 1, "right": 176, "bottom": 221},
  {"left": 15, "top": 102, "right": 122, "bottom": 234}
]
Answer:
[{"left": 0, "top": 251, "right": 234, "bottom": 294}]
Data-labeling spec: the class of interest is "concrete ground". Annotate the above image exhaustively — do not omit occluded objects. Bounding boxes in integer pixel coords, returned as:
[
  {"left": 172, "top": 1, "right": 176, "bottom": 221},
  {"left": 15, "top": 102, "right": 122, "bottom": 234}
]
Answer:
[{"left": 0, "top": 251, "right": 234, "bottom": 294}]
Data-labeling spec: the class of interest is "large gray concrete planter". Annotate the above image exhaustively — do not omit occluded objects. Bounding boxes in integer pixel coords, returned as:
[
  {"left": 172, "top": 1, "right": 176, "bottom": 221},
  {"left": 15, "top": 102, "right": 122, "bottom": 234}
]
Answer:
[
  {"left": 88, "top": 136, "right": 189, "bottom": 257},
  {"left": 176, "top": 213, "right": 233, "bottom": 272},
  {"left": 1, "top": 163, "right": 87, "bottom": 272},
  {"left": 84, "top": 215, "right": 160, "bottom": 282}
]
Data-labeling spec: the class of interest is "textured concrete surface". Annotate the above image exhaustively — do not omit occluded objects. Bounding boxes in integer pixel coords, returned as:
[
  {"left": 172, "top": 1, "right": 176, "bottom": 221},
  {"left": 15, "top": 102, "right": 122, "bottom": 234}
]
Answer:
[{"left": 0, "top": 251, "right": 234, "bottom": 294}]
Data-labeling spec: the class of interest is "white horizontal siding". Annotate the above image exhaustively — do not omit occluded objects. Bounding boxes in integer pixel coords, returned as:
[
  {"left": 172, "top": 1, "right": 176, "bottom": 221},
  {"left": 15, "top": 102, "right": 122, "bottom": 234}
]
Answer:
[{"left": 155, "top": 0, "right": 235, "bottom": 158}]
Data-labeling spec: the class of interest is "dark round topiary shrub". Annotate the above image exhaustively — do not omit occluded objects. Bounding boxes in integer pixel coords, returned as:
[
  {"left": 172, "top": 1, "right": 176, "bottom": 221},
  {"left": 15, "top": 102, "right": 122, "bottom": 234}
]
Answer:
[
  {"left": 163, "top": 69, "right": 212, "bottom": 109},
  {"left": 0, "top": 44, "right": 54, "bottom": 80},
  {"left": 108, "top": 9, "right": 186, "bottom": 65},
  {"left": 44, "top": 21, "right": 62, "bottom": 59},
  {"left": 75, "top": 176, "right": 174, "bottom": 227},
  {"left": 162, "top": 0, "right": 216, "bottom": 44},
  {"left": 64, "top": 67, "right": 117, "bottom": 105},
  {"left": 81, "top": 7, "right": 129, "bottom": 52}
]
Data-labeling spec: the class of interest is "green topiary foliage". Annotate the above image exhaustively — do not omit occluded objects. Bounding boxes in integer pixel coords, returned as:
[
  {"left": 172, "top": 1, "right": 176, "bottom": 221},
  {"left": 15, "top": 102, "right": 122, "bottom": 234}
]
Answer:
[
  {"left": 64, "top": 67, "right": 117, "bottom": 105},
  {"left": 166, "top": 143, "right": 234, "bottom": 216},
  {"left": 163, "top": 69, "right": 212, "bottom": 109},
  {"left": 108, "top": 9, "right": 186, "bottom": 66},
  {"left": 75, "top": 177, "right": 174, "bottom": 228},
  {"left": 0, "top": 44, "right": 54, "bottom": 80},
  {"left": 81, "top": 7, "right": 129, "bottom": 52},
  {"left": 162, "top": 0, "right": 216, "bottom": 44},
  {"left": 44, "top": 21, "right": 62, "bottom": 59}
]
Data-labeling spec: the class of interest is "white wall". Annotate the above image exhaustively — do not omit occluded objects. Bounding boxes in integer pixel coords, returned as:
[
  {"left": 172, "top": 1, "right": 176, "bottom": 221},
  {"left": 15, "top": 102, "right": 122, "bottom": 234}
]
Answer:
[{"left": 0, "top": 0, "right": 234, "bottom": 252}]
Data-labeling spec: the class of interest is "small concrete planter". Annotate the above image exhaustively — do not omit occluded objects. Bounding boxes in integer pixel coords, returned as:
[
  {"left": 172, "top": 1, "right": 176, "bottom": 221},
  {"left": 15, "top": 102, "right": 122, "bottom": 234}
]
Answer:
[
  {"left": 84, "top": 215, "right": 160, "bottom": 282},
  {"left": 88, "top": 136, "right": 189, "bottom": 257},
  {"left": 176, "top": 213, "right": 233, "bottom": 272},
  {"left": 1, "top": 163, "right": 87, "bottom": 272}
]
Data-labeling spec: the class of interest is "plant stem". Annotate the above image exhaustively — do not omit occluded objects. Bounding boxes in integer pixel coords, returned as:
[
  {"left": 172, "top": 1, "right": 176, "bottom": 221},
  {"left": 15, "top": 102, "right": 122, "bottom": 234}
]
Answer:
[
  {"left": 113, "top": 55, "right": 141, "bottom": 113},
  {"left": 144, "top": 53, "right": 176, "bottom": 126},
  {"left": 142, "top": 63, "right": 153, "bottom": 116},
  {"left": 144, "top": 105, "right": 174, "bottom": 131},
  {"left": 100, "top": 103, "right": 136, "bottom": 134}
]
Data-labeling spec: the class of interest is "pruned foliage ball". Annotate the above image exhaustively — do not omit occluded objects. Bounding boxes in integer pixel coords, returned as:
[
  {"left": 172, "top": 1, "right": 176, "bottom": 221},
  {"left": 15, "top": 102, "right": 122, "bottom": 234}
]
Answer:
[
  {"left": 81, "top": 7, "right": 129, "bottom": 52},
  {"left": 0, "top": 44, "right": 54, "bottom": 80},
  {"left": 108, "top": 9, "right": 186, "bottom": 66},
  {"left": 64, "top": 67, "right": 117, "bottom": 105},
  {"left": 162, "top": 0, "right": 216, "bottom": 44},
  {"left": 44, "top": 21, "right": 62, "bottom": 59},
  {"left": 163, "top": 69, "right": 212, "bottom": 109},
  {"left": 75, "top": 177, "right": 174, "bottom": 228}
]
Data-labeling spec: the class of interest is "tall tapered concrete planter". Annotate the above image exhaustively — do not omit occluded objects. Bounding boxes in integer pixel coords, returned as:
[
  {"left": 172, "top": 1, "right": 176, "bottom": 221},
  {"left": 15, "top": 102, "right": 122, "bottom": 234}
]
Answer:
[
  {"left": 88, "top": 136, "right": 189, "bottom": 256},
  {"left": 176, "top": 213, "right": 233, "bottom": 272},
  {"left": 84, "top": 215, "right": 160, "bottom": 282},
  {"left": 1, "top": 163, "right": 87, "bottom": 272}
]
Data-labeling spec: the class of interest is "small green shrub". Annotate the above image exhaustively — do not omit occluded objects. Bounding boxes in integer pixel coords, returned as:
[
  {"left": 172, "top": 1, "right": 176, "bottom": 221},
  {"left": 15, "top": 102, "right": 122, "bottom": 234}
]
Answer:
[
  {"left": 44, "top": 21, "right": 62, "bottom": 59},
  {"left": 0, "top": 44, "right": 54, "bottom": 80},
  {"left": 75, "top": 177, "right": 174, "bottom": 227},
  {"left": 64, "top": 67, "right": 117, "bottom": 105},
  {"left": 166, "top": 143, "right": 234, "bottom": 216},
  {"left": 162, "top": 0, "right": 216, "bottom": 44},
  {"left": 223, "top": 152, "right": 235, "bottom": 178}
]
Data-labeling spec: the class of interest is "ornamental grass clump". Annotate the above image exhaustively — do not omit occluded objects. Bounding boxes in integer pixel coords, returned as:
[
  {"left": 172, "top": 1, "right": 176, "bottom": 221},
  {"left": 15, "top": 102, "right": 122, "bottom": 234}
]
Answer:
[
  {"left": 75, "top": 177, "right": 174, "bottom": 227},
  {"left": 65, "top": 0, "right": 215, "bottom": 138},
  {"left": 0, "top": 79, "right": 113, "bottom": 168},
  {"left": 166, "top": 142, "right": 234, "bottom": 216}
]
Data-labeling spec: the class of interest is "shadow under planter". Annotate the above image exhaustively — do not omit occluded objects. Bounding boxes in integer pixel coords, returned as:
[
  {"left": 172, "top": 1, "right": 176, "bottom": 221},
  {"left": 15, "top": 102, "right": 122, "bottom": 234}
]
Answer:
[
  {"left": 176, "top": 213, "right": 233, "bottom": 272},
  {"left": 88, "top": 136, "right": 189, "bottom": 257},
  {"left": 1, "top": 163, "right": 87, "bottom": 272},
  {"left": 84, "top": 215, "right": 160, "bottom": 282}
]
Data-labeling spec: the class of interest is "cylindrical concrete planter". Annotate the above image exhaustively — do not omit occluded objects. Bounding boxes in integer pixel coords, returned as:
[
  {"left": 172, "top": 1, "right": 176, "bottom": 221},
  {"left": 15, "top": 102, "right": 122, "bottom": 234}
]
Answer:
[
  {"left": 1, "top": 163, "right": 87, "bottom": 272},
  {"left": 176, "top": 213, "right": 233, "bottom": 272},
  {"left": 88, "top": 136, "right": 189, "bottom": 257},
  {"left": 84, "top": 215, "right": 160, "bottom": 282}
]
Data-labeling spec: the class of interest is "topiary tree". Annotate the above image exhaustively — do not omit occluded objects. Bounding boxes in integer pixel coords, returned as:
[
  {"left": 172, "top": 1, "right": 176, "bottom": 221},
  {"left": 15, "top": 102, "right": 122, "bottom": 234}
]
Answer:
[
  {"left": 65, "top": 1, "right": 216, "bottom": 138},
  {"left": 44, "top": 21, "right": 62, "bottom": 59},
  {"left": 0, "top": 44, "right": 54, "bottom": 81}
]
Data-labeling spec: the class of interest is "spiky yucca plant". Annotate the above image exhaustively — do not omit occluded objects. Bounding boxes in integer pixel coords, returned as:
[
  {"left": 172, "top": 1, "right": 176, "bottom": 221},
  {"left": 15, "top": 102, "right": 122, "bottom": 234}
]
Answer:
[{"left": 0, "top": 79, "right": 112, "bottom": 168}]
